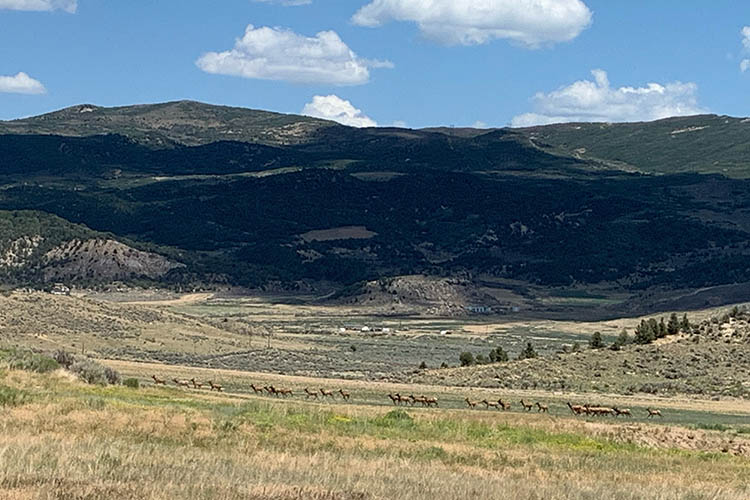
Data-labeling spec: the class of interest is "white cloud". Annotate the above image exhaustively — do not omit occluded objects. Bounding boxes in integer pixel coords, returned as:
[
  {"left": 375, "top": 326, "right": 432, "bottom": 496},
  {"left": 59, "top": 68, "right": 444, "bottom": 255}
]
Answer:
[
  {"left": 302, "top": 95, "right": 377, "bottom": 127},
  {"left": 253, "top": 0, "right": 311, "bottom": 5},
  {"left": 741, "top": 26, "right": 750, "bottom": 72},
  {"left": 0, "top": 72, "right": 46, "bottom": 94},
  {"left": 196, "top": 25, "right": 391, "bottom": 85},
  {"left": 511, "top": 69, "right": 706, "bottom": 127},
  {"left": 0, "top": 0, "right": 76, "bottom": 12},
  {"left": 352, "top": 0, "right": 592, "bottom": 47},
  {"left": 472, "top": 120, "right": 488, "bottom": 128}
]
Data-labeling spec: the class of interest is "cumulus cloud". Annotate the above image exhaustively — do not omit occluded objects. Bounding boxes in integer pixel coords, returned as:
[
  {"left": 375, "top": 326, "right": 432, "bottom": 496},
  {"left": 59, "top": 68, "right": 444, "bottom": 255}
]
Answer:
[
  {"left": 741, "top": 26, "right": 750, "bottom": 72},
  {"left": 196, "top": 25, "right": 390, "bottom": 85},
  {"left": 0, "top": 72, "right": 46, "bottom": 94},
  {"left": 511, "top": 70, "right": 706, "bottom": 127},
  {"left": 302, "top": 95, "right": 377, "bottom": 127},
  {"left": 742, "top": 59, "right": 750, "bottom": 73},
  {"left": 352, "top": 0, "right": 592, "bottom": 47},
  {"left": 0, "top": 0, "right": 76, "bottom": 12},
  {"left": 253, "top": 0, "right": 311, "bottom": 5}
]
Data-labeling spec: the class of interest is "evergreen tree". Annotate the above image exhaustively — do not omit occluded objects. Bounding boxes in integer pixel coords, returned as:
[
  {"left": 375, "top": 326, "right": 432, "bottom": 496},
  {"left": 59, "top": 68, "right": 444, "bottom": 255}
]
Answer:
[
  {"left": 667, "top": 313, "right": 680, "bottom": 335},
  {"left": 590, "top": 331, "right": 604, "bottom": 349},
  {"left": 459, "top": 352, "right": 475, "bottom": 367},
  {"left": 489, "top": 346, "right": 508, "bottom": 363},
  {"left": 657, "top": 318, "right": 667, "bottom": 338},
  {"left": 611, "top": 328, "right": 630, "bottom": 350},
  {"left": 635, "top": 319, "right": 656, "bottom": 344},
  {"left": 518, "top": 342, "right": 538, "bottom": 360},
  {"left": 680, "top": 314, "right": 691, "bottom": 333}
]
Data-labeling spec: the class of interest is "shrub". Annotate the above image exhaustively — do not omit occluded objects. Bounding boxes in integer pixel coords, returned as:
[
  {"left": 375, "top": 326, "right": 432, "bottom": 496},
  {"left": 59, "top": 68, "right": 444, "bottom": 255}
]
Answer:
[
  {"left": 590, "top": 331, "right": 604, "bottom": 349},
  {"left": 105, "top": 366, "right": 121, "bottom": 385},
  {"left": 0, "top": 385, "right": 27, "bottom": 407},
  {"left": 53, "top": 349, "right": 76, "bottom": 369},
  {"left": 475, "top": 354, "right": 489, "bottom": 365},
  {"left": 418, "top": 361, "right": 427, "bottom": 370},
  {"left": 123, "top": 377, "right": 139, "bottom": 389},
  {"left": 2, "top": 349, "right": 59, "bottom": 373},
  {"left": 489, "top": 346, "right": 509, "bottom": 363},
  {"left": 459, "top": 351, "right": 475, "bottom": 367},
  {"left": 70, "top": 359, "right": 120, "bottom": 385},
  {"left": 440, "top": 362, "right": 449, "bottom": 369}
]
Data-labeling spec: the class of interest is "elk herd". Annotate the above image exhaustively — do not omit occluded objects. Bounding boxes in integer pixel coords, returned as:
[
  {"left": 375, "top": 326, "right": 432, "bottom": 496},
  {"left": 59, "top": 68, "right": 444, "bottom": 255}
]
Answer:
[
  {"left": 150, "top": 373, "right": 664, "bottom": 419},
  {"left": 566, "top": 402, "right": 662, "bottom": 418}
]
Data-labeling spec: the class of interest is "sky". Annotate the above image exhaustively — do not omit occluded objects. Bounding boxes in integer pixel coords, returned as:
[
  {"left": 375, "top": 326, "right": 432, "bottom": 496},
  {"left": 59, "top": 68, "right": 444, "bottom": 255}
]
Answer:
[{"left": 1, "top": 0, "right": 749, "bottom": 128}]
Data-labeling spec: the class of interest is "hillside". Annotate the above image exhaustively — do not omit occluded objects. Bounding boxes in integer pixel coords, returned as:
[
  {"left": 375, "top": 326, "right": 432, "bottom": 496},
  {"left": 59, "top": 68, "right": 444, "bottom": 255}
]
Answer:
[
  {"left": 2, "top": 103, "right": 750, "bottom": 315},
  {"left": 407, "top": 313, "right": 750, "bottom": 398},
  {"left": 0, "top": 101, "right": 332, "bottom": 147},
  {"left": 0, "top": 210, "right": 182, "bottom": 285},
  {"left": 515, "top": 114, "right": 750, "bottom": 178}
]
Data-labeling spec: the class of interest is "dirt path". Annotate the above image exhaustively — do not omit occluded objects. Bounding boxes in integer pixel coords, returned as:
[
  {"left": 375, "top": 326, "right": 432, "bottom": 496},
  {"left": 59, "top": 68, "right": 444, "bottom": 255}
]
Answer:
[{"left": 121, "top": 292, "right": 214, "bottom": 306}]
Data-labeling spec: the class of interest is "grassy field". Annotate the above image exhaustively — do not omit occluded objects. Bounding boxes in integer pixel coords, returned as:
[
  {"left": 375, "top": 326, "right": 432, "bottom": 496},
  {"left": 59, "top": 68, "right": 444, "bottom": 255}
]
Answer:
[{"left": 1, "top": 367, "right": 748, "bottom": 500}]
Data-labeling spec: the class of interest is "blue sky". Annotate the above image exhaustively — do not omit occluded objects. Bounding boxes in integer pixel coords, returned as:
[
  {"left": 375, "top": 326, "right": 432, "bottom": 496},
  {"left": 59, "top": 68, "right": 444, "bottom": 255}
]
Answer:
[{"left": 1, "top": 0, "right": 749, "bottom": 128}]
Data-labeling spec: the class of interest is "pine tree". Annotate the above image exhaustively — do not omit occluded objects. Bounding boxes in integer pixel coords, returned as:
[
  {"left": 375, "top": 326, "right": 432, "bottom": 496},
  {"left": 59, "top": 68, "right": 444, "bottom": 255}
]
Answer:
[
  {"left": 635, "top": 319, "right": 656, "bottom": 344},
  {"left": 518, "top": 342, "right": 538, "bottom": 360},
  {"left": 680, "top": 314, "right": 691, "bottom": 333},
  {"left": 611, "top": 328, "right": 630, "bottom": 350},
  {"left": 657, "top": 318, "right": 667, "bottom": 338},
  {"left": 667, "top": 313, "right": 680, "bottom": 335},
  {"left": 489, "top": 346, "right": 508, "bottom": 363},
  {"left": 590, "top": 331, "right": 604, "bottom": 349}
]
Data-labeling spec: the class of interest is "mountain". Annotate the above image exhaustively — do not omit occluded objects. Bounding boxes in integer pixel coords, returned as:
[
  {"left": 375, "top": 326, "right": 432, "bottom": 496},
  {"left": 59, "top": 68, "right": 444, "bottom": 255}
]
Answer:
[
  {"left": 2, "top": 102, "right": 750, "bottom": 315},
  {"left": 0, "top": 100, "right": 332, "bottom": 147}
]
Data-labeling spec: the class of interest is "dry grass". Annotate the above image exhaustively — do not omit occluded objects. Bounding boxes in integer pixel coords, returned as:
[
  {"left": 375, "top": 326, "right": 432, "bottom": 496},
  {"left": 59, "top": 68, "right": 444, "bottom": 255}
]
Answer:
[{"left": 0, "top": 369, "right": 748, "bottom": 500}]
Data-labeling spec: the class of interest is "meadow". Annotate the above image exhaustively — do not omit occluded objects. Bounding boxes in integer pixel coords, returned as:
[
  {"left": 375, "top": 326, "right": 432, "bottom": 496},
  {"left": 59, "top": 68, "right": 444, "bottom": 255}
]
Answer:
[{"left": 1, "top": 366, "right": 748, "bottom": 500}]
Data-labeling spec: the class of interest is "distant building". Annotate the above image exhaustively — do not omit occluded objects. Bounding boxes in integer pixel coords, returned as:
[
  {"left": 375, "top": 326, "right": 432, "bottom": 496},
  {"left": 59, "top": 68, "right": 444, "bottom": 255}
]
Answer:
[
  {"left": 50, "top": 283, "right": 71, "bottom": 296},
  {"left": 466, "top": 305, "right": 491, "bottom": 314}
]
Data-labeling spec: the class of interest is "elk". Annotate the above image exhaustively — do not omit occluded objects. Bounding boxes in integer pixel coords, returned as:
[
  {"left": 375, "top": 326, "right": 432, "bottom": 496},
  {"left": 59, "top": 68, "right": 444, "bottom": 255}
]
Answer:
[
  {"left": 173, "top": 378, "right": 190, "bottom": 388},
  {"left": 646, "top": 408, "right": 662, "bottom": 418},
  {"left": 207, "top": 380, "right": 223, "bottom": 392},
  {"left": 338, "top": 389, "right": 351, "bottom": 401},
  {"left": 482, "top": 399, "right": 500, "bottom": 410},
  {"left": 250, "top": 384, "right": 264, "bottom": 395},
  {"left": 613, "top": 407, "right": 632, "bottom": 417},
  {"left": 567, "top": 402, "right": 585, "bottom": 415},
  {"left": 151, "top": 375, "right": 166, "bottom": 385},
  {"left": 276, "top": 388, "right": 293, "bottom": 397},
  {"left": 465, "top": 397, "right": 479, "bottom": 408},
  {"left": 520, "top": 399, "right": 534, "bottom": 411},
  {"left": 397, "top": 394, "right": 412, "bottom": 405},
  {"left": 264, "top": 386, "right": 276, "bottom": 396},
  {"left": 320, "top": 388, "right": 335, "bottom": 399},
  {"left": 536, "top": 402, "right": 549, "bottom": 413},
  {"left": 498, "top": 399, "right": 512, "bottom": 411},
  {"left": 410, "top": 395, "right": 426, "bottom": 406},
  {"left": 388, "top": 393, "right": 399, "bottom": 405},
  {"left": 424, "top": 396, "right": 438, "bottom": 407},
  {"left": 304, "top": 388, "right": 319, "bottom": 399},
  {"left": 586, "top": 406, "right": 615, "bottom": 417},
  {"left": 189, "top": 378, "right": 203, "bottom": 389}
]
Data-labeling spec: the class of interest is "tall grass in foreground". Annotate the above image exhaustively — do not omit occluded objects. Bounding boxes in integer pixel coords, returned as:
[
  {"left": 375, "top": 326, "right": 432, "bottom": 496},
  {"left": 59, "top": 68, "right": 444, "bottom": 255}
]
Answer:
[{"left": 0, "top": 370, "right": 747, "bottom": 500}]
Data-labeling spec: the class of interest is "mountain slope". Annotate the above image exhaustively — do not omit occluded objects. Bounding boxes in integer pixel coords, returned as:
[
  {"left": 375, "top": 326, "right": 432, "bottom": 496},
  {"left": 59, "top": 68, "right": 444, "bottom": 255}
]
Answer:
[{"left": 514, "top": 114, "right": 750, "bottom": 178}]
